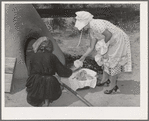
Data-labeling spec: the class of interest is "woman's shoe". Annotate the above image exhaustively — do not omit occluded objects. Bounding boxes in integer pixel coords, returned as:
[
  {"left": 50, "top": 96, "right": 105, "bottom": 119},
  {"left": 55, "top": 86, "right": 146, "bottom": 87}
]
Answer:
[
  {"left": 104, "top": 85, "right": 120, "bottom": 94},
  {"left": 96, "top": 79, "right": 110, "bottom": 86}
]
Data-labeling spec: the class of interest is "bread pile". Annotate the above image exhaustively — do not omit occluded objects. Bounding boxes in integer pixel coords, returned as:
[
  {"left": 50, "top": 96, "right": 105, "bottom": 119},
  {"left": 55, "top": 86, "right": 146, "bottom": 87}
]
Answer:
[{"left": 75, "top": 70, "right": 93, "bottom": 81}]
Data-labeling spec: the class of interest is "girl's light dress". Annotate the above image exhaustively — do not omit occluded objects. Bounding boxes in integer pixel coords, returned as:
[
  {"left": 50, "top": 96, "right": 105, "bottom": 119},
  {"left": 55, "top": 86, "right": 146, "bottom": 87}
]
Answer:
[{"left": 90, "top": 19, "right": 132, "bottom": 76}]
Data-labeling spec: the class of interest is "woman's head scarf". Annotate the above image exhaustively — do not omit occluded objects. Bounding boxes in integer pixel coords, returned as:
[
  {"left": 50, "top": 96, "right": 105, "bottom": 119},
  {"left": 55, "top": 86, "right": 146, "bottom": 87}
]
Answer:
[
  {"left": 32, "top": 36, "right": 48, "bottom": 53},
  {"left": 75, "top": 11, "right": 94, "bottom": 30}
]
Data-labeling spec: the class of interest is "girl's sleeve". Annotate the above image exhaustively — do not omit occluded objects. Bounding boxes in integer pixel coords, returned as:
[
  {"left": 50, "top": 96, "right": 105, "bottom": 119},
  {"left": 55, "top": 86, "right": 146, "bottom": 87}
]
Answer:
[{"left": 53, "top": 54, "right": 72, "bottom": 77}]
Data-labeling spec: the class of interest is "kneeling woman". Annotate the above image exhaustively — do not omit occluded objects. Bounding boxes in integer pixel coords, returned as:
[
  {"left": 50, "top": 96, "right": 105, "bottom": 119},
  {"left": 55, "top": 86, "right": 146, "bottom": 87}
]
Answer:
[{"left": 25, "top": 37, "right": 72, "bottom": 106}]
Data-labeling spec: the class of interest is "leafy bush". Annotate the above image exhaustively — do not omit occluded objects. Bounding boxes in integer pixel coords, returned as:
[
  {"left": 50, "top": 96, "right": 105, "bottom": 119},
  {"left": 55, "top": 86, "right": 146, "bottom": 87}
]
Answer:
[
  {"left": 51, "top": 18, "right": 66, "bottom": 32},
  {"left": 116, "top": 16, "right": 140, "bottom": 33},
  {"left": 56, "top": 39, "right": 63, "bottom": 44}
]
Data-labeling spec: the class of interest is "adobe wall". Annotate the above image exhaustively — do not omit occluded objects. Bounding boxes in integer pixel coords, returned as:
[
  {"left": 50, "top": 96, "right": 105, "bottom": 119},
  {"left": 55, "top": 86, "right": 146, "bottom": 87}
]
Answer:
[{"left": 5, "top": 4, "right": 65, "bottom": 80}]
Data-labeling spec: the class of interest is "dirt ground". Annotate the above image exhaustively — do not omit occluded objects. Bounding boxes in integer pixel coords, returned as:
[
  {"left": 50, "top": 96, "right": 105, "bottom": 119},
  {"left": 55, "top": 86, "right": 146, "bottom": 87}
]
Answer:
[
  {"left": 5, "top": 78, "right": 140, "bottom": 107},
  {"left": 5, "top": 27, "right": 140, "bottom": 107}
]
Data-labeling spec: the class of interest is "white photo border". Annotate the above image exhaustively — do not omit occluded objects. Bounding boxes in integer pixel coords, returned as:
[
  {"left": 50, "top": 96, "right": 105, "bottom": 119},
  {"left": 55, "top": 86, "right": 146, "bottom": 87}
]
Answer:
[{"left": 1, "top": 1, "right": 148, "bottom": 120}]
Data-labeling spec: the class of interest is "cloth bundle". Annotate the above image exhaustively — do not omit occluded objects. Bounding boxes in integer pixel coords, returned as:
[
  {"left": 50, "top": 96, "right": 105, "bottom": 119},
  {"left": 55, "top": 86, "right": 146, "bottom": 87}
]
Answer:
[
  {"left": 74, "top": 60, "right": 83, "bottom": 68},
  {"left": 68, "top": 68, "right": 97, "bottom": 91},
  {"left": 94, "top": 39, "right": 109, "bottom": 66}
]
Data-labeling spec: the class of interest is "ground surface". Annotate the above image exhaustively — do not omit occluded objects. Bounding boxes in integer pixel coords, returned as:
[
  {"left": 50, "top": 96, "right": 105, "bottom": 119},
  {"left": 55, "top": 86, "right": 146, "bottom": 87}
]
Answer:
[
  {"left": 5, "top": 25, "right": 140, "bottom": 107},
  {"left": 5, "top": 77, "right": 140, "bottom": 107}
]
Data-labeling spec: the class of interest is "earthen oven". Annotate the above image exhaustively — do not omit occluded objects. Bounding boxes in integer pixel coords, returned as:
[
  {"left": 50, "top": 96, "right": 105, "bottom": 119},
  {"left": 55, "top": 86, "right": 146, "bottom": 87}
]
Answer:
[{"left": 5, "top": 4, "right": 65, "bottom": 80}]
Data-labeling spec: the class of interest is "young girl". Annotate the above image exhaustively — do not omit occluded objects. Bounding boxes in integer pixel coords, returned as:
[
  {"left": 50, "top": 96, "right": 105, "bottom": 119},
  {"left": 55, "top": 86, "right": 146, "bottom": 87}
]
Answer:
[{"left": 74, "top": 11, "right": 132, "bottom": 94}]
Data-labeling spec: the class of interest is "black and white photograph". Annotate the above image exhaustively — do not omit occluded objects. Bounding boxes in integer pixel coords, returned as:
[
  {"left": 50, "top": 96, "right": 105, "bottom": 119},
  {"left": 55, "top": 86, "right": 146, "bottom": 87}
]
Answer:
[{"left": 1, "top": 1, "right": 148, "bottom": 120}]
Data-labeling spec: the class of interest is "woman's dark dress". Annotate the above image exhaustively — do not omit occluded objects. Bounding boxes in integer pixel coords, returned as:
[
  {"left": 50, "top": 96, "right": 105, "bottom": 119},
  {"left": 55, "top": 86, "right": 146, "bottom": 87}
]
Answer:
[{"left": 26, "top": 51, "right": 72, "bottom": 106}]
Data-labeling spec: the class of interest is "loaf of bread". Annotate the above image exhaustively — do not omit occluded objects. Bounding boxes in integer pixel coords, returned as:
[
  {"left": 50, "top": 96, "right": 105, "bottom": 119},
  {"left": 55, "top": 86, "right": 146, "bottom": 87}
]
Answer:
[{"left": 75, "top": 70, "right": 93, "bottom": 81}]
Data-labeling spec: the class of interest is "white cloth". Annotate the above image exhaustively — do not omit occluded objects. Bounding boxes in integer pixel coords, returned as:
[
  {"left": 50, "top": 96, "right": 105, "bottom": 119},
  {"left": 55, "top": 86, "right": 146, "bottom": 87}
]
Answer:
[
  {"left": 94, "top": 39, "right": 109, "bottom": 66},
  {"left": 68, "top": 68, "right": 97, "bottom": 91},
  {"left": 32, "top": 36, "right": 48, "bottom": 53},
  {"left": 74, "top": 60, "right": 83, "bottom": 68},
  {"left": 95, "top": 39, "right": 109, "bottom": 55}
]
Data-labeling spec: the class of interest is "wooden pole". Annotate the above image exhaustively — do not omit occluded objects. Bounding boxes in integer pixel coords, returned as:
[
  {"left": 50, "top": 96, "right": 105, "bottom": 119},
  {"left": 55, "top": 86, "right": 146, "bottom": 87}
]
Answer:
[{"left": 60, "top": 82, "right": 93, "bottom": 107}]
